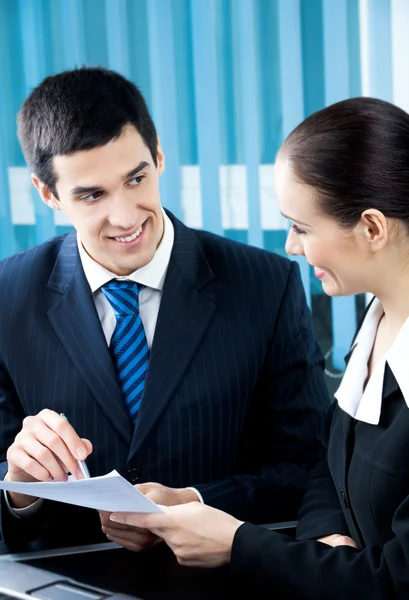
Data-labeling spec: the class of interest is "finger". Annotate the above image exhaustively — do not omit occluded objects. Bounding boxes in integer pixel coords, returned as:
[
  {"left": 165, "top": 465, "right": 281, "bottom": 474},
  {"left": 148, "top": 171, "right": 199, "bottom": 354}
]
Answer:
[
  {"left": 102, "top": 524, "right": 156, "bottom": 544},
  {"left": 11, "top": 433, "right": 70, "bottom": 477},
  {"left": 112, "top": 504, "right": 175, "bottom": 526},
  {"left": 55, "top": 456, "right": 70, "bottom": 474},
  {"left": 110, "top": 511, "right": 166, "bottom": 529},
  {"left": 104, "top": 532, "right": 143, "bottom": 551},
  {"left": 27, "top": 423, "right": 84, "bottom": 479},
  {"left": 135, "top": 483, "right": 156, "bottom": 495},
  {"left": 317, "top": 534, "right": 339, "bottom": 546},
  {"left": 104, "top": 531, "right": 160, "bottom": 552},
  {"left": 135, "top": 484, "right": 172, "bottom": 505},
  {"left": 98, "top": 511, "right": 111, "bottom": 528},
  {"left": 144, "top": 490, "right": 168, "bottom": 504},
  {"left": 33, "top": 410, "right": 91, "bottom": 462},
  {"left": 80, "top": 438, "right": 93, "bottom": 455},
  {"left": 110, "top": 512, "right": 147, "bottom": 527},
  {"left": 99, "top": 511, "right": 121, "bottom": 529},
  {"left": 109, "top": 523, "right": 150, "bottom": 534},
  {"left": 100, "top": 513, "right": 149, "bottom": 533},
  {"left": 7, "top": 440, "right": 67, "bottom": 482},
  {"left": 333, "top": 537, "right": 358, "bottom": 548}
]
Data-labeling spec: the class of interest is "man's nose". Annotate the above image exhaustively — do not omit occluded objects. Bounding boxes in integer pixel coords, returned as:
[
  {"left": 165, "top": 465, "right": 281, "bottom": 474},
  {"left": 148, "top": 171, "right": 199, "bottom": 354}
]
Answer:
[{"left": 109, "top": 196, "right": 138, "bottom": 230}]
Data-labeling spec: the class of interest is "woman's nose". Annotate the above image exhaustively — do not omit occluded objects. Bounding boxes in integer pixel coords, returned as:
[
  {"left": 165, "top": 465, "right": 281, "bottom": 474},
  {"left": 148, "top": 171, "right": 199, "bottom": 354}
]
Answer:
[{"left": 285, "top": 232, "right": 304, "bottom": 256}]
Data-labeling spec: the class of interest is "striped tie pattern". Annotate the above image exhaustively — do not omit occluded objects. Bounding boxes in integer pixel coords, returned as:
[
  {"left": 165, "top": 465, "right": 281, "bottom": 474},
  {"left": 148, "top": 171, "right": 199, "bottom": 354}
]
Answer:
[{"left": 101, "top": 280, "right": 149, "bottom": 422}]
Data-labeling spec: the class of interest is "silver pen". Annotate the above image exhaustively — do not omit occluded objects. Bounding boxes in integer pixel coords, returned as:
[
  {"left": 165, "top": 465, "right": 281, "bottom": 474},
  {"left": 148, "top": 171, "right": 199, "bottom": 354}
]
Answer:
[{"left": 60, "top": 413, "right": 91, "bottom": 479}]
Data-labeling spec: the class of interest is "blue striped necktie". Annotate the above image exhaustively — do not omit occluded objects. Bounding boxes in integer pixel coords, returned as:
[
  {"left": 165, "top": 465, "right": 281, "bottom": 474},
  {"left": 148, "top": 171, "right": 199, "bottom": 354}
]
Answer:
[{"left": 101, "top": 280, "right": 149, "bottom": 423}]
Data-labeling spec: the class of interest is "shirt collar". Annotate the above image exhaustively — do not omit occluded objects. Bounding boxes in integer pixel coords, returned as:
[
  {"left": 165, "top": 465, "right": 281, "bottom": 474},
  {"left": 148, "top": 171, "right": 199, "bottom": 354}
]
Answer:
[
  {"left": 335, "top": 297, "right": 409, "bottom": 424},
  {"left": 77, "top": 209, "right": 174, "bottom": 293}
]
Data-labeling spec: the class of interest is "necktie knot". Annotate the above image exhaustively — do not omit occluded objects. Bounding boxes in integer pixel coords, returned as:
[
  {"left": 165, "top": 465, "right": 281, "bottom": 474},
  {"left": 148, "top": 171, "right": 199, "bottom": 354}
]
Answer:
[{"left": 101, "top": 280, "right": 145, "bottom": 316}]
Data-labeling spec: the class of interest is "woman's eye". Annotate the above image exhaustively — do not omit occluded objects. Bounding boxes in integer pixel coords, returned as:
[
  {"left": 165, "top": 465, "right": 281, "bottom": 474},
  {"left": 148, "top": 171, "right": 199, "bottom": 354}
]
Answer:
[{"left": 292, "top": 223, "right": 307, "bottom": 236}]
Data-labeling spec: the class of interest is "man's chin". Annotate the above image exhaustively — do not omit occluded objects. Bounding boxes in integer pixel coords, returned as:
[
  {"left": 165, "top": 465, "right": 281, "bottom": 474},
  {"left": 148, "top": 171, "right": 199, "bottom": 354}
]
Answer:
[{"left": 110, "top": 256, "right": 154, "bottom": 276}]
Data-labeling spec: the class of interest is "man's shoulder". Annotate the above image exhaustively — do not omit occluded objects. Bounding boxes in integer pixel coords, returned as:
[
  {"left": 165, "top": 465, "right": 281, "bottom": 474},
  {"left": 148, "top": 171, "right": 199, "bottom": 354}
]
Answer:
[{"left": 0, "top": 233, "right": 70, "bottom": 290}]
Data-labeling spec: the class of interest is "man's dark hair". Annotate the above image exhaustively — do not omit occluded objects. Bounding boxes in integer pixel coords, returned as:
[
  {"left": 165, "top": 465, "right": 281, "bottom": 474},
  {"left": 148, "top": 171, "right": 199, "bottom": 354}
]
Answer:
[
  {"left": 281, "top": 97, "right": 409, "bottom": 229},
  {"left": 17, "top": 67, "right": 158, "bottom": 195}
]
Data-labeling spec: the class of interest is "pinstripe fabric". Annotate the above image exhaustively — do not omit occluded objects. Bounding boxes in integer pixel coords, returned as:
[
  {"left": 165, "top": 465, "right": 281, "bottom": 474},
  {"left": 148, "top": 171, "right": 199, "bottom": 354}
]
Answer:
[
  {"left": 102, "top": 281, "right": 149, "bottom": 422},
  {"left": 0, "top": 211, "right": 330, "bottom": 552}
]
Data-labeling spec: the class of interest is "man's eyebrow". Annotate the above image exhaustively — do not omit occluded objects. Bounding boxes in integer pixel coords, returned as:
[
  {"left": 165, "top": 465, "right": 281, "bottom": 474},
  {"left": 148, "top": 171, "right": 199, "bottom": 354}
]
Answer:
[
  {"left": 280, "top": 212, "right": 311, "bottom": 227},
  {"left": 123, "top": 161, "right": 151, "bottom": 181},
  {"left": 69, "top": 184, "right": 101, "bottom": 196},
  {"left": 68, "top": 161, "right": 151, "bottom": 196}
]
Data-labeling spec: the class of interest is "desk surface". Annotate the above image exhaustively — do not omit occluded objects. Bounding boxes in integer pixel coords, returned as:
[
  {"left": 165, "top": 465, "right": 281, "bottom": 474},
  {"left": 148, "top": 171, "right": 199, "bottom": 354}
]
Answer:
[{"left": 3, "top": 541, "right": 289, "bottom": 600}]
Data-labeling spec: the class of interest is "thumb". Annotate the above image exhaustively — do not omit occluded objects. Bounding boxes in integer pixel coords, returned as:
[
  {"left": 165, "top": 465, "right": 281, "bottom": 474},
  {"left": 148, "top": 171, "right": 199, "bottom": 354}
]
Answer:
[
  {"left": 135, "top": 484, "right": 150, "bottom": 494},
  {"left": 144, "top": 490, "right": 165, "bottom": 505}
]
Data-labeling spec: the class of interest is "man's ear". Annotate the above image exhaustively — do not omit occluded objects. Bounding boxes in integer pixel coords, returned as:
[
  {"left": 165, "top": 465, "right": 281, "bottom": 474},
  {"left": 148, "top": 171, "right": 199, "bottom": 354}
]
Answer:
[
  {"left": 156, "top": 138, "right": 165, "bottom": 176},
  {"left": 31, "top": 175, "right": 60, "bottom": 210}
]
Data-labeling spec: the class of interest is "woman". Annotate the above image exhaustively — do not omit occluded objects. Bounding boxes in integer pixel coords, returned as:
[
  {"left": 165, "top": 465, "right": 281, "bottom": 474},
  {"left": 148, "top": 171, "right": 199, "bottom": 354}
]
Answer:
[{"left": 110, "top": 97, "right": 409, "bottom": 599}]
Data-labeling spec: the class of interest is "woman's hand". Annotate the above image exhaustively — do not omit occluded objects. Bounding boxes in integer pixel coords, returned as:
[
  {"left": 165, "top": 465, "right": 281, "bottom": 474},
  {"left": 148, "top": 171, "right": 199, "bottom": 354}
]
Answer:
[
  {"left": 98, "top": 482, "right": 199, "bottom": 552},
  {"left": 317, "top": 533, "right": 358, "bottom": 548},
  {"left": 110, "top": 502, "right": 244, "bottom": 567}
]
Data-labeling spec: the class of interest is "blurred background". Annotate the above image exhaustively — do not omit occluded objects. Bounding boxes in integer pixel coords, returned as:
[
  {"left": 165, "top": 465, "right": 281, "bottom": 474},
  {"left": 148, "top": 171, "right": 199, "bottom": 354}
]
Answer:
[{"left": 0, "top": 0, "right": 406, "bottom": 393}]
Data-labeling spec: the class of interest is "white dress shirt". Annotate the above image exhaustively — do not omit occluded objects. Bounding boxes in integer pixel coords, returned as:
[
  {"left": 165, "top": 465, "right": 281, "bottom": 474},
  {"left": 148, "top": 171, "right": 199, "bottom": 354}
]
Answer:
[
  {"left": 335, "top": 297, "right": 409, "bottom": 424},
  {"left": 79, "top": 209, "right": 174, "bottom": 349},
  {"left": 6, "top": 210, "right": 202, "bottom": 517}
]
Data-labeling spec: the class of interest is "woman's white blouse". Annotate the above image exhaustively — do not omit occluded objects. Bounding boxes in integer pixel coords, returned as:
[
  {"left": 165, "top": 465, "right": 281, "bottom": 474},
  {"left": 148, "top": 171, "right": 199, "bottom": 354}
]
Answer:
[{"left": 335, "top": 298, "right": 409, "bottom": 424}]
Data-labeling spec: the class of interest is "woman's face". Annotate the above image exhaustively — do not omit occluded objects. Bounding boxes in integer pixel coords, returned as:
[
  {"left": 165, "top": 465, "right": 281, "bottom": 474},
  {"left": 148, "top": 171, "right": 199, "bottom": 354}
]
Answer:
[{"left": 274, "top": 155, "right": 369, "bottom": 297}]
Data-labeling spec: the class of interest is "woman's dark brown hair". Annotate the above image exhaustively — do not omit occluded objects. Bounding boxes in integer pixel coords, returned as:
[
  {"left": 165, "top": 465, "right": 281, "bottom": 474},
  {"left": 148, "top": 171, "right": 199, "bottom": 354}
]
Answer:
[{"left": 281, "top": 97, "right": 409, "bottom": 228}]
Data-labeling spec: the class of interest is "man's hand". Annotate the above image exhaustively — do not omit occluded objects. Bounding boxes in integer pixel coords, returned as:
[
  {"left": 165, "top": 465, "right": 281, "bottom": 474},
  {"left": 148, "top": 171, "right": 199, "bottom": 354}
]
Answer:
[
  {"left": 99, "top": 483, "right": 200, "bottom": 552},
  {"left": 6, "top": 409, "right": 92, "bottom": 508},
  {"left": 135, "top": 482, "right": 201, "bottom": 506},
  {"left": 317, "top": 533, "right": 358, "bottom": 548}
]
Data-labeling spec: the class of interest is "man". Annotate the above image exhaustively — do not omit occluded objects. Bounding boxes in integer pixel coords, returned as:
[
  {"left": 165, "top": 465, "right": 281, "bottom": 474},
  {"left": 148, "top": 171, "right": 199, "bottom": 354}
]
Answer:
[{"left": 0, "top": 67, "right": 329, "bottom": 553}]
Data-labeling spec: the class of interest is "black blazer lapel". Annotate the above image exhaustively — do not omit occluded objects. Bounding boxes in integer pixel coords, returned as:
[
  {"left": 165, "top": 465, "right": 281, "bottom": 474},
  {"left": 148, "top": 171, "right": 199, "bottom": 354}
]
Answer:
[
  {"left": 343, "top": 343, "right": 357, "bottom": 367},
  {"left": 46, "top": 233, "right": 133, "bottom": 444},
  {"left": 130, "top": 215, "right": 216, "bottom": 453},
  {"left": 382, "top": 363, "right": 399, "bottom": 400}
]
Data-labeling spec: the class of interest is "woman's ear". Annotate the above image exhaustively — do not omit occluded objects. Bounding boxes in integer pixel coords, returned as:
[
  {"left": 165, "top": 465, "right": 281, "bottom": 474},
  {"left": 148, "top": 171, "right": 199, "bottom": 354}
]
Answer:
[{"left": 358, "top": 209, "right": 388, "bottom": 252}]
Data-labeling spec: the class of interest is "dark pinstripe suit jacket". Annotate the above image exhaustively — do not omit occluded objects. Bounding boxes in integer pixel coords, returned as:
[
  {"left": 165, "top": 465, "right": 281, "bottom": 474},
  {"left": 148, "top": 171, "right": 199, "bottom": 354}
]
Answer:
[{"left": 0, "top": 212, "right": 330, "bottom": 551}]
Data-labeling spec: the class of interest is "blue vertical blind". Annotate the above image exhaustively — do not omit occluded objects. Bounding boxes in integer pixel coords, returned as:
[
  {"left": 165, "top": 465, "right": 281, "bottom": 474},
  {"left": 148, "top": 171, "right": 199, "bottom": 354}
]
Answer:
[{"left": 0, "top": 0, "right": 398, "bottom": 372}]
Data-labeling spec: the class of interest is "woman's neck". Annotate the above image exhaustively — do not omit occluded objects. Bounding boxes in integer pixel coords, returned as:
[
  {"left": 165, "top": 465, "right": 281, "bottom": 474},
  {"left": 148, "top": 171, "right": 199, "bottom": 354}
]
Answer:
[{"left": 372, "top": 265, "right": 409, "bottom": 332}]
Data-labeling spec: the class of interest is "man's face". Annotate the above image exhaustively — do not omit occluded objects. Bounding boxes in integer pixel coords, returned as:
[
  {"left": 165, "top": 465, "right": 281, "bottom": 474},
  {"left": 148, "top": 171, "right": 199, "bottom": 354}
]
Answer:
[{"left": 34, "top": 125, "right": 165, "bottom": 275}]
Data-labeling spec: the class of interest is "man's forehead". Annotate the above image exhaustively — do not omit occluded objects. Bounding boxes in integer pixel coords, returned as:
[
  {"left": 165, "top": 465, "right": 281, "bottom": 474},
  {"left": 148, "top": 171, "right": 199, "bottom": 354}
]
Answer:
[{"left": 52, "top": 133, "right": 152, "bottom": 188}]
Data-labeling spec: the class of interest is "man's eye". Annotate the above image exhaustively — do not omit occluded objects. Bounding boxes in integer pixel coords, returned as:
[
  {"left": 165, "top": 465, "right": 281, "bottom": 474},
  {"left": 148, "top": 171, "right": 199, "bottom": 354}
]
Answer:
[
  {"left": 127, "top": 175, "right": 145, "bottom": 186},
  {"left": 82, "top": 191, "right": 103, "bottom": 202}
]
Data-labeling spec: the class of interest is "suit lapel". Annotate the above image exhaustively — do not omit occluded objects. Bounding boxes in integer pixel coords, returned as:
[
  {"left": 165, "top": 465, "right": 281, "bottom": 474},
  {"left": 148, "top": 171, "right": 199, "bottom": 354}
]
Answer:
[
  {"left": 46, "top": 233, "right": 133, "bottom": 444},
  {"left": 130, "top": 215, "right": 216, "bottom": 453},
  {"left": 343, "top": 343, "right": 357, "bottom": 366},
  {"left": 382, "top": 363, "right": 399, "bottom": 400}
]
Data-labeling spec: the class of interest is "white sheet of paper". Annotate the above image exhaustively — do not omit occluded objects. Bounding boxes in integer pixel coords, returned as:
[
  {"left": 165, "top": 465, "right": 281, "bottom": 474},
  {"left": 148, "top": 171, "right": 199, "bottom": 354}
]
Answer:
[{"left": 0, "top": 470, "right": 162, "bottom": 513}]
